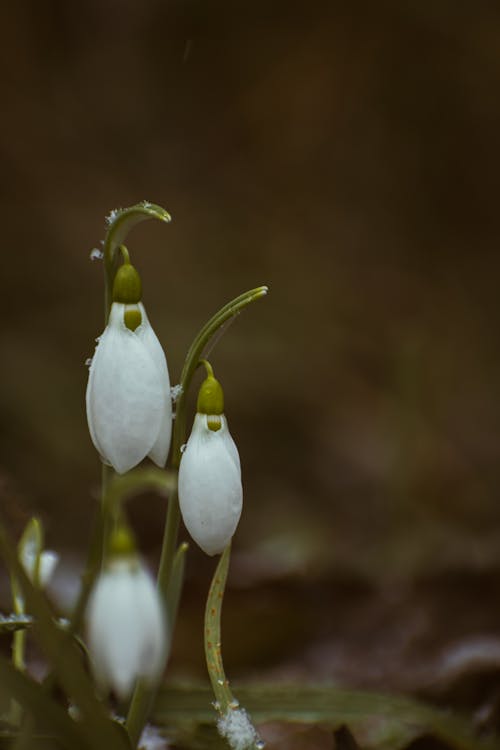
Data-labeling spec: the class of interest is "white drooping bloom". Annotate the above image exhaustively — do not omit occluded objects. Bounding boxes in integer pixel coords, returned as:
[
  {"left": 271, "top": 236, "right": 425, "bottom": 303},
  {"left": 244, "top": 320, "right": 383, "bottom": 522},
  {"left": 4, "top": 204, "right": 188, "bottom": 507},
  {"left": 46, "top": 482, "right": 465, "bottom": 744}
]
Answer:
[
  {"left": 178, "top": 413, "right": 242, "bottom": 556},
  {"left": 18, "top": 518, "right": 58, "bottom": 590},
  {"left": 86, "top": 301, "right": 171, "bottom": 474},
  {"left": 20, "top": 546, "right": 59, "bottom": 589},
  {"left": 86, "top": 556, "right": 167, "bottom": 700}
]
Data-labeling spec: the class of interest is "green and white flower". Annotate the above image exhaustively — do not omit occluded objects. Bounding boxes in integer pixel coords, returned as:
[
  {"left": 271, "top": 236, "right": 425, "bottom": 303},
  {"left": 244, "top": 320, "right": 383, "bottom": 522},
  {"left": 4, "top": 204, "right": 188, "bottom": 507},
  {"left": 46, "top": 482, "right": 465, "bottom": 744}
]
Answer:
[
  {"left": 178, "top": 363, "right": 242, "bottom": 556},
  {"left": 86, "top": 262, "right": 171, "bottom": 474},
  {"left": 86, "top": 526, "right": 167, "bottom": 700}
]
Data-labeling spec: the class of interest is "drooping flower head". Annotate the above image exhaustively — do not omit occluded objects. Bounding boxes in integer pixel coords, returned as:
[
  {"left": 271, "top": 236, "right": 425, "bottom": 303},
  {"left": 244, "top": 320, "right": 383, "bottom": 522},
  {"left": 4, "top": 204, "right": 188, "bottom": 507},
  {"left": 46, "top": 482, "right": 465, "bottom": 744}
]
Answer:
[
  {"left": 86, "top": 260, "right": 171, "bottom": 474},
  {"left": 86, "top": 524, "right": 168, "bottom": 700},
  {"left": 18, "top": 517, "right": 58, "bottom": 591},
  {"left": 178, "top": 362, "right": 242, "bottom": 556}
]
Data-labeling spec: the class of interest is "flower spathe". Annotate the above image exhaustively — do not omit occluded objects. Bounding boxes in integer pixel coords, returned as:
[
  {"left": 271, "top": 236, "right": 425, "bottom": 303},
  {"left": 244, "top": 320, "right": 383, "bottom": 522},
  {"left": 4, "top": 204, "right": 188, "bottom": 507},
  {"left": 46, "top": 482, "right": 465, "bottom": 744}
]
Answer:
[
  {"left": 86, "top": 556, "right": 167, "bottom": 700},
  {"left": 178, "top": 413, "right": 242, "bottom": 556},
  {"left": 86, "top": 302, "right": 171, "bottom": 474}
]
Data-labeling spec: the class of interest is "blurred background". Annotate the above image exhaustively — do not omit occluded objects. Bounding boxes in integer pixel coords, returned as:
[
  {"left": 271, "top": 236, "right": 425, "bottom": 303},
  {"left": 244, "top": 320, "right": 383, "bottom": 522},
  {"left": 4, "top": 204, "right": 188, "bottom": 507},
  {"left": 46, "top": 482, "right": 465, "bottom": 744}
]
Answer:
[{"left": 1, "top": 0, "right": 500, "bottom": 734}]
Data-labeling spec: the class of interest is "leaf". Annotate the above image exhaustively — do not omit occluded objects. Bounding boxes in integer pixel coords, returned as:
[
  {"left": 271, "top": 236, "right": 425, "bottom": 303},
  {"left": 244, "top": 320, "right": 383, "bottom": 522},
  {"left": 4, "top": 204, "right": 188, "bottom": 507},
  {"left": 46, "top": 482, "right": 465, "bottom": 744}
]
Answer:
[
  {"left": 0, "top": 524, "right": 131, "bottom": 750},
  {"left": 152, "top": 684, "right": 499, "bottom": 750},
  {"left": 0, "top": 652, "right": 87, "bottom": 750},
  {"left": 0, "top": 615, "right": 33, "bottom": 634}
]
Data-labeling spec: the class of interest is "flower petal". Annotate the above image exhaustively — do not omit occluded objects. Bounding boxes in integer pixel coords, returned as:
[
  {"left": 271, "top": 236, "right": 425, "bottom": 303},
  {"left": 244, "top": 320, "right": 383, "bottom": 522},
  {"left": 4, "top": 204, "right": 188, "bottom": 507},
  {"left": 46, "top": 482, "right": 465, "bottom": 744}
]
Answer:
[
  {"left": 86, "top": 303, "right": 166, "bottom": 474},
  {"left": 86, "top": 558, "right": 167, "bottom": 699},
  {"left": 137, "top": 304, "right": 172, "bottom": 467},
  {"left": 38, "top": 551, "right": 59, "bottom": 588},
  {"left": 178, "top": 413, "right": 243, "bottom": 555},
  {"left": 132, "top": 565, "right": 168, "bottom": 684}
]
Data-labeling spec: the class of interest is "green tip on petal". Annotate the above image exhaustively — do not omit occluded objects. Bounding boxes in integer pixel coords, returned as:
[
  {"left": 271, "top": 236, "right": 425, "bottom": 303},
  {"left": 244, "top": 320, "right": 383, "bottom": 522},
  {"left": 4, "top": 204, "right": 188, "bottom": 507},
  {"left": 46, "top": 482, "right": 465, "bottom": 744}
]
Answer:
[
  {"left": 124, "top": 306, "right": 142, "bottom": 331},
  {"left": 197, "top": 363, "right": 224, "bottom": 417},
  {"left": 112, "top": 263, "right": 142, "bottom": 304},
  {"left": 108, "top": 525, "right": 137, "bottom": 557},
  {"left": 207, "top": 415, "right": 222, "bottom": 432}
]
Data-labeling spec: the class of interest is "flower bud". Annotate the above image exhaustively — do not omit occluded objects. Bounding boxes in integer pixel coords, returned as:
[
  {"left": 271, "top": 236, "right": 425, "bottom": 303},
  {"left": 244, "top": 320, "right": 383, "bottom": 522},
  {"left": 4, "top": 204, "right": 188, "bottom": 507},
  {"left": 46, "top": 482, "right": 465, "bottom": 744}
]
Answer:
[
  {"left": 86, "top": 526, "right": 168, "bottom": 699},
  {"left": 178, "top": 366, "right": 242, "bottom": 555},
  {"left": 112, "top": 262, "right": 142, "bottom": 304},
  {"left": 86, "top": 300, "right": 172, "bottom": 474},
  {"left": 18, "top": 518, "right": 58, "bottom": 590}
]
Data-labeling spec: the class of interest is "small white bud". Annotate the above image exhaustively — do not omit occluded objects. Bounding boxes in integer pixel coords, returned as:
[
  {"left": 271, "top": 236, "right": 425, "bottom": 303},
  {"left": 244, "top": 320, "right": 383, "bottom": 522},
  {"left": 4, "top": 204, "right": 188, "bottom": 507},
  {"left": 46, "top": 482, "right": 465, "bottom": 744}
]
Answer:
[
  {"left": 178, "top": 413, "right": 242, "bottom": 555},
  {"left": 86, "top": 556, "right": 167, "bottom": 700},
  {"left": 86, "top": 302, "right": 171, "bottom": 474},
  {"left": 18, "top": 518, "right": 58, "bottom": 590}
]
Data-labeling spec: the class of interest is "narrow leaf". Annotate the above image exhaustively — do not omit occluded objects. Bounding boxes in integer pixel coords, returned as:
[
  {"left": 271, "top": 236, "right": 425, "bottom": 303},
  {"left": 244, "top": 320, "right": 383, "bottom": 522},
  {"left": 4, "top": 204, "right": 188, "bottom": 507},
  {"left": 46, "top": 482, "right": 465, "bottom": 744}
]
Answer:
[
  {"left": 0, "top": 653, "right": 87, "bottom": 750},
  {"left": 0, "top": 524, "right": 131, "bottom": 750}
]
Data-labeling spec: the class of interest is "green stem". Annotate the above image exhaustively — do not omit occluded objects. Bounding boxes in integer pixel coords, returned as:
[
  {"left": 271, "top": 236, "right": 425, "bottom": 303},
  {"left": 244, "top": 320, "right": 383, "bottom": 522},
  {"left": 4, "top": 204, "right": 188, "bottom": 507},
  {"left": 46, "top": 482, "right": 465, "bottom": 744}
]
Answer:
[
  {"left": 204, "top": 544, "right": 236, "bottom": 713},
  {"left": 9, "top": 581, "right": 25, "bottom": 726},
  {"left": 67, "top": 463, "right": 113, "bottom": 638},
  {"left": 205, "top": 545, "right": 262, "bottom": 750},
  {"left": 126, "top": 285, "right": 268, "bottom": 747},
  {"left": 11, "top": 590, "right": 26, "bottom": 673},
  {"left": 103, "top": 202, "right": 171, "bottom": 317}
]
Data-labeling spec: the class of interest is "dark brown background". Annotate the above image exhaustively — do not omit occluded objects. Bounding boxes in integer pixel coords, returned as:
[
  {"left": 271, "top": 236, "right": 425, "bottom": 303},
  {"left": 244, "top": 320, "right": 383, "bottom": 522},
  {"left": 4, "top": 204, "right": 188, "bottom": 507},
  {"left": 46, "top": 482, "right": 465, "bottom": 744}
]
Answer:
[{"left": 1, "top": 0, "right": 500, "bottom": 724}]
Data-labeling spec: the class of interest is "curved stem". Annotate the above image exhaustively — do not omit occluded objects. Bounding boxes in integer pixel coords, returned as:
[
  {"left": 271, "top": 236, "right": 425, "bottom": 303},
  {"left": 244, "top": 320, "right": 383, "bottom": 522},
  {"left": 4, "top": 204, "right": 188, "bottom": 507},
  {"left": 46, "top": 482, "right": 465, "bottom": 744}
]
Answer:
[
  {"left": 126, "top": 284, "right": 268, "bottom": 747},
  {"left": 204, "top": 544, "right": 235, "bottom": 713},
  {"left": 205, "top": 544, "right": 262, "bottom": 749},
  {"left": 159, "top": 285, "right": 268, "bottom": 581},
  {"left": 103, "top": 202, "right": 171, "bottom": 318}
]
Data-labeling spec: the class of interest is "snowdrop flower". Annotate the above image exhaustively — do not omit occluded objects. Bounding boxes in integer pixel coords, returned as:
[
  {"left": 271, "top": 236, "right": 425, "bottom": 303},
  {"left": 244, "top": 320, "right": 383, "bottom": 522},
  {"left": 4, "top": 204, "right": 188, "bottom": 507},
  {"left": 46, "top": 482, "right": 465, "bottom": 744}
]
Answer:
[
  {"left": 86, "top": 525, "right": 167, "bottom": 700},
  {"left": 18, "top": 518, "right": 58, "bottom": 590},
  {"left": 86, "top": 261, "right": 171, "bottom": 474},
  {"left": 178, "top": 362, "right": 242, "bottom": 556}
]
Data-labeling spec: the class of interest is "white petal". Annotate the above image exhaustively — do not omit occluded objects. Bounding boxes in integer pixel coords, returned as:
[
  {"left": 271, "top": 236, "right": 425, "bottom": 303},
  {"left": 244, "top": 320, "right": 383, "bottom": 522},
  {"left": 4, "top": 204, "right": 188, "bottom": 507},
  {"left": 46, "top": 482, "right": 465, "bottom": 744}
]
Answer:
[
  {"left": 219, "top": 415, "right": 241, "bottom": 474},
  {"left": 20, "top": 548, "right": 58, "bottom": 588},
  {"left": 132, "top": 566, "right": 168, "bottom": 683},
  {"left": 178, "top": 413, "right": 243, "bottom": 555},
  {"left": 137, "top": 304, "right": 172, "bottom": 467},
  {"left": 86, "top": 303, "right": 166, "bottom": 474},
  {"left": 86, "top": 558, "right": 167, "bottom": 699},
  {"left": 38, "top": 551, "right": 59, "bottom": 588}
]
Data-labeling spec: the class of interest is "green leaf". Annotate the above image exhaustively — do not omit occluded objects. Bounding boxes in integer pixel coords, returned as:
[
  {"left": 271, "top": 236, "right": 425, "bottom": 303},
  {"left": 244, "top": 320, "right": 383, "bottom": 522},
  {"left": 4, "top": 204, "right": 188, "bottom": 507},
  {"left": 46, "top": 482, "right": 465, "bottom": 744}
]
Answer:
[
  {"left": 0, "top": 653, "right": 87, "bottom": 750},
  {"left": 0, "top": 615, "right": 33, "bottom": 634},
  {"left": 153, "top": 684, "right": 498, "bottom": 750},
  {"left": 0, "top": 524, "right": 131, "bottom": 750}
]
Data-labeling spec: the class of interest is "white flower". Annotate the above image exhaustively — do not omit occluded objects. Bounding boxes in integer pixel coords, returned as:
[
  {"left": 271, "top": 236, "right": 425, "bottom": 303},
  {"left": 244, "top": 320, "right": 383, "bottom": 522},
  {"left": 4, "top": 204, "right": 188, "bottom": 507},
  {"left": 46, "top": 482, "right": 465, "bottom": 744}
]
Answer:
[
  {"left": 21, "top": 547, "right": 59, "bottom": 589},
  {"left": 86, "top": 302, "right": 171, "bottom": 474},
  {"left": 86, "top": 556, "right": 167, "bottom": 700},
  {"left": 18, "top": 518, "right": 58, "bottom": 590},
  {"left": 178, "top": 413, "right": 242, "bottom": 556}
]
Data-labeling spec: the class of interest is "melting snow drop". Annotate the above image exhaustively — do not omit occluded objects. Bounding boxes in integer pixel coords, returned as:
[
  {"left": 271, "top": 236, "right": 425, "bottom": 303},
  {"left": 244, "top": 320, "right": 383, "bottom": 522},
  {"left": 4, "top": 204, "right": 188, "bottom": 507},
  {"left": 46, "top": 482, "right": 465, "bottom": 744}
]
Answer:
[
  {"left": 89, "top": 248, "right": 104, "bottom": 261},
  {"left": 217, "top": 708, "right": 262, "bottom": 750},
  {"left": 170, "top": 384, "right": 184, "bottom": 402}
]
